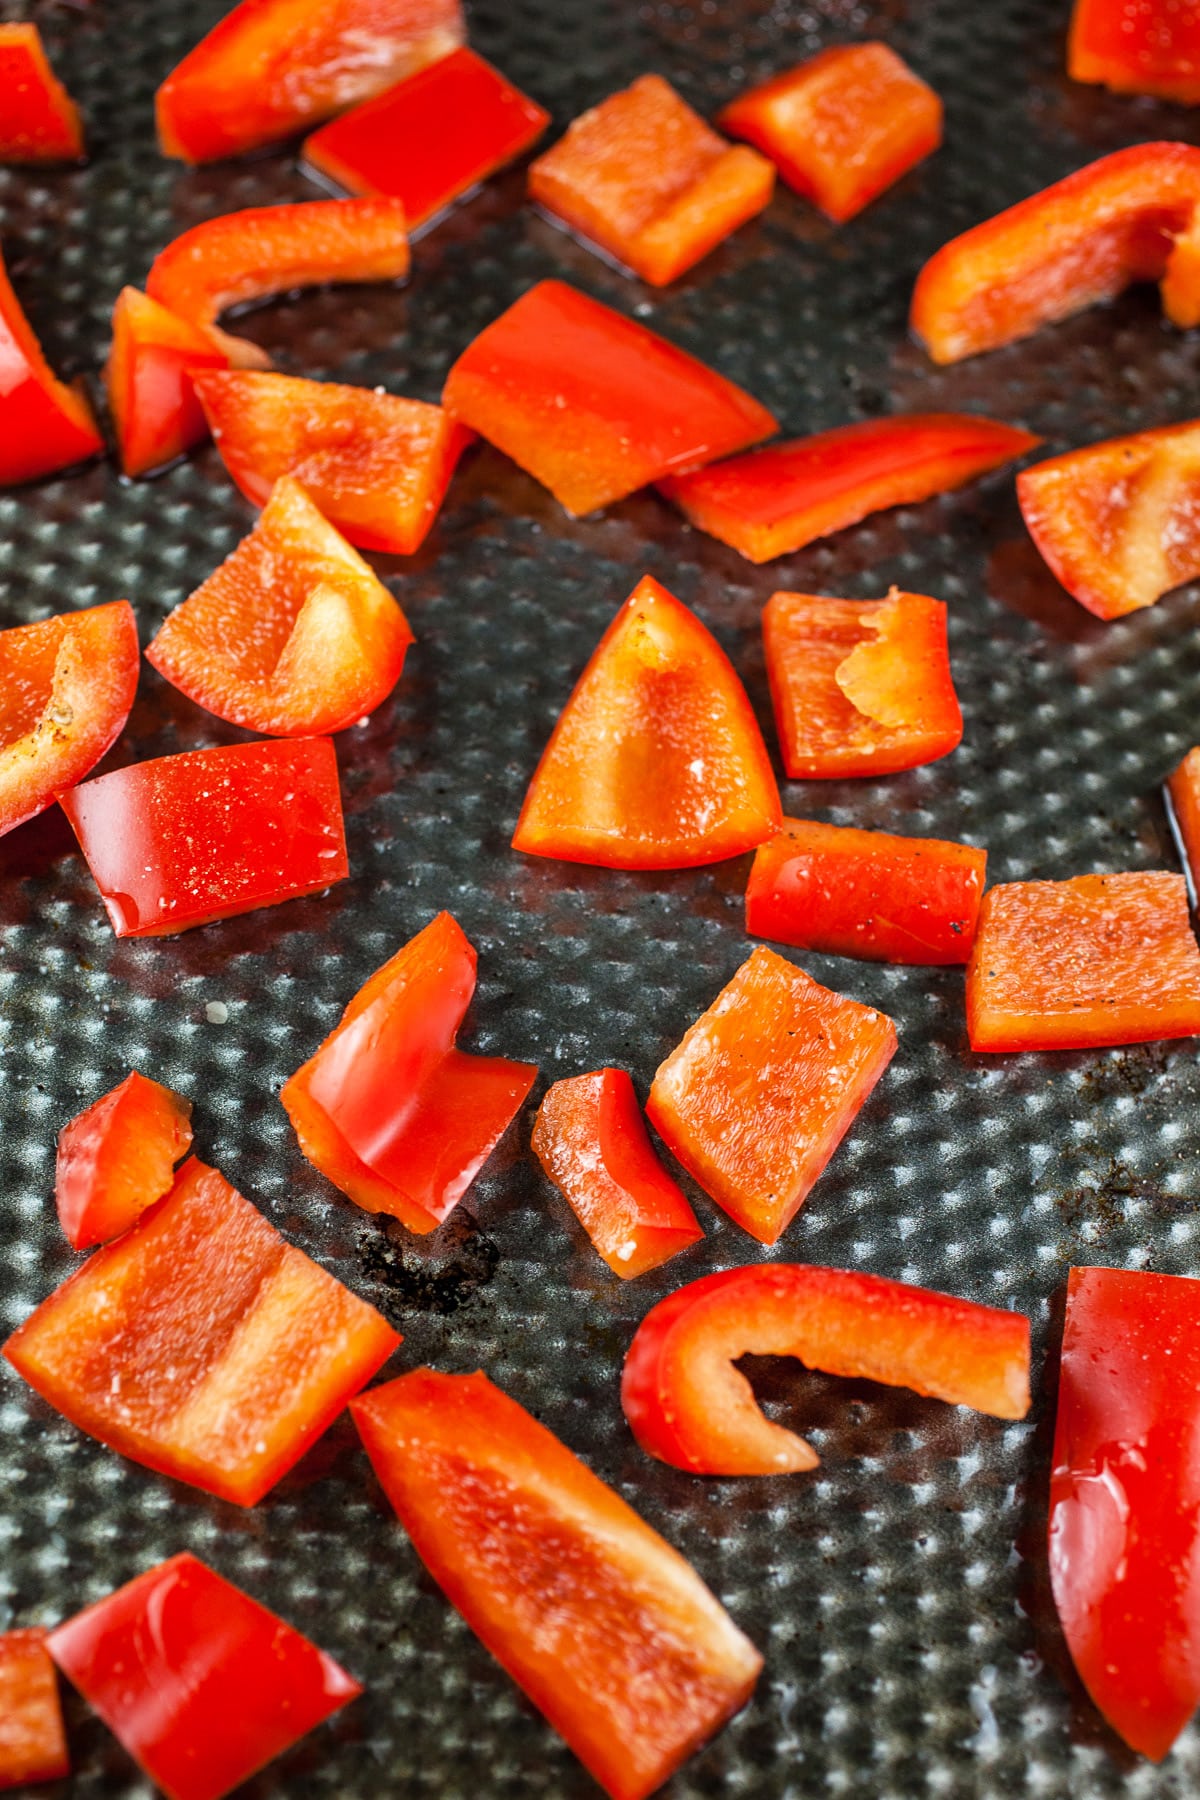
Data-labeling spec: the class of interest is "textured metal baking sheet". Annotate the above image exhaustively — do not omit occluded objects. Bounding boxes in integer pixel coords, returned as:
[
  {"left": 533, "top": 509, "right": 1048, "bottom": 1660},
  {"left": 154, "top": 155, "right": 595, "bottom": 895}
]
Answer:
[{"left": 4, "top": 0, "right": 1200, "bottom": 1794}]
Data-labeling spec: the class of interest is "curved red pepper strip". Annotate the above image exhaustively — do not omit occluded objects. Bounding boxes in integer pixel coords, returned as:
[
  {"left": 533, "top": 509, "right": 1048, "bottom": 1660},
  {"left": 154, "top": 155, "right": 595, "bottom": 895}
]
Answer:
[{"left": 622, "top": 1264, "right": 1032, "bottom": 1475}]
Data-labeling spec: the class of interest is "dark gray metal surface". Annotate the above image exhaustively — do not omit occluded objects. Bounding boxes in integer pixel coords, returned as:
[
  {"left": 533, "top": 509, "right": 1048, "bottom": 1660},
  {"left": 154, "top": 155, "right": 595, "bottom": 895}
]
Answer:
[{"left": 3, "top": 0, "right": 1200, "bottom": 1793}]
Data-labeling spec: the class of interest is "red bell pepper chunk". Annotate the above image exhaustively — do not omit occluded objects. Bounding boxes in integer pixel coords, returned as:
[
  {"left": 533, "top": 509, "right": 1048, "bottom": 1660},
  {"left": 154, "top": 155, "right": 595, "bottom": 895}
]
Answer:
[
  {"left": 146, "top": 476, "right": 413, "bottom": 734},
  {"left": 659, "top": 412, "right": 1040, "bottom": 564},
  {"left": 5, "top": 1156, "right": 400, "bottom": 1506},
  {"left": 144, "top": 197, "right": 409, "bottom": 369},
  {"left": 747, "top": 817, "right": 987, "bottom": 965},
  {"left": 194, "top": 371, "right": 472, "bottom": 555},
  {"left": 0, "top": 24, "right": 84, "bottom": 164},
  {"left": 647, "top": 946, "right": 897, "bottom": 1245},
  {"left": 527, "top": 74, "right": 773, "bottom": 287},
  {"left": 60, "top": 737, "right": 348, "bottom": 938},
  {"left": 442, "top": 279, "right": 777, "bottom": 517},
  {"left": 966, "top": 871, "right": 1200, "bottom": 1053},
  {"left": 156, "top": 0, "right": 464, "bottom": 164},
  {"left": 717, "top": 42, "right": 941, "bottom": 223},
  {"left": 763, "top": 588, "right": 962, "bottom": 780},
  {"left": 281, "top": 910, "right": 538, "bottom": 1235},
  {"left": 47, "top": 1553, "right": 361, "bottom": 1800},
  {"left": 0, "top": 600, "right": 138, "bottom": 840},
  {"left": 105, "top": 287, "right": 231, "bottom": 478},
  {"left": 912, "top": 142, "right": 1200, "bottom": 364},
  {"left": 1050, "top": 1266, "right": 1200, "bottom": 1760},
  {"left": 304, "top": 47, "right": 550, "bottom": 233},
  {"left": 0, "top": 1631, "right": 69, "bottom": 1791},
  {"left": 56, "top": 1070, "right": 193, "bottom": 1251},
  {"left": 623, "top": 1264, "right": 1031, "bottom": 1476},
  {"left": 352, "top": 1367, "right": 763, "bottom": 1800},
  {"left": 1018, "top": 420, "right": 1200, "bottom": 621},
  {"left": 531, "top": 1068, "right": 704, "bottom": 1278},
  {"left": 1168, "top": 747, "right": 1200, "bottom": 902},
  {"left": 1070, "top": 0, "right": 1200, "bottom": 102},
  {"left": 0, "top": 245, "right": 104, "bottom": 487},
  {"left": 513, "top": 574, "right": 780, "bottom": 870}
]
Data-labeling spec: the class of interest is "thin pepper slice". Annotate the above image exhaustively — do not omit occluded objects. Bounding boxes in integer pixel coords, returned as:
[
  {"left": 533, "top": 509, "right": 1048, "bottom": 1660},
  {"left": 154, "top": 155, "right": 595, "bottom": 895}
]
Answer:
[
  {"left": 442, "top": 279, "right": 777, "bottom": 517},
  {"left": 60, "top": 737, "right": 349, "bottom": 938},
  {"left": 48, "top": 1554, "right": 361, "bottom": 1800},
  {"left": 1167, "top": 747, "right": 1200, "bottom": 903},
  {"left": 1050, "top": 1266, "right": 1200, "bottom": 1760},
  {"left": 156, "top": 0, "right": 464, "bottom": 163},
  {"left": 304, "top": 47, "right": 550, "bottom": 232},
  {"left": 0, "top": 1631, "right": 69, "bottom": 1792},
  {"left": 648, "top": 946, "right": 897, "bottom": 1245},
  {"left": 747, "top": 817, "right": 987, "bottom": 965},
  {"left": 717, "top": 42, "right": 941, "bottom": 222},
  {"left": 623, "top": 1264, "right": 1031, "bottom": 1475},
  {"left": 0, "top": 601, "right": 138, "bottom": 840},
  {"left": 513, "top": 575, "right": 780, "bottom": 869},
  {"left": 659, "top": 412, "right": 1039, "bottom": 563},
  {"left": 56, "top": 1071, "right": 194, "bottom": 1251},
  {"left": 0, "top": 245, "right": 104, "bottom": 486},
  {"left": 0, "top": 23, "right": 84, "bottom": 163},
  {"left": 1069, "top": 0, "right": 1200, "bottom": 102},
  {"left": 531, "top": 1068, "right": 704, "bottom": 1278},
  {"left": 763, "top": 588, "right": 962, "bottom": 779},
  {"left": 1017, "top": 420, "right": 1200, "bottom": 620},
  {"left": 5, "top": 1157, "right": 400, "bottom": 1506},
  {"left": 912, "top": 142, "right": 1200, "bottom": 363},
  {"left": 106, "top": 287, "right": 233, "bottom": 478},
  {"left": 352, "top": 1368, "right": 763, "bottom": 1800},
  {"left": 195, "top": 371, "right": 472, "bottom": 555},
  {"left": 281, "top": 910, "right": 538, "bottom": 1235},
  {"left": 966, "top": 871, "right": 1200, "bottom": 1052},
  {"left": 528, "top": 73, "right": 773, "bottom": 286},
  {"left": 145, "top": 197, "right": 409, "bottom": 368}
]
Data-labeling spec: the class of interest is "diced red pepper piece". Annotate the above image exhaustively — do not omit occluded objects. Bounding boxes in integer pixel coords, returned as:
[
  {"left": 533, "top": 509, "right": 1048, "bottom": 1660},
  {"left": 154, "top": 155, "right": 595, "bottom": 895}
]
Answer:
[
  {"left": 59, "top": 737, "right": 348, "bottom": 938},
  {"left": 1069, "top": 0, "right": 1200, "bottom": 102},
  {"left": 156, "top": 0, "right": 464, "bottom": 164},
  {"left": 659, "top": 412, "right": 1040, "bottom": 563},
  {"left": 352, "top": 1368, "right": 762, "bottom": 1800},
  {"left": 1050, "top": 1266, "right": 1200, "bottom": 1760},
  {"left": 747, "top": 817, "right": 987, "bottom": 965},
  {"left": 912, "top": 142, "right": 1200, "bottom": 364},
  {"left": 442, "top": 279, "right": 776, "bottom": 517},
  {"left": 763, "top": 588, "right": 962, "bottom": 780},
  {"left": 513, "top": 575, "right": 780, "bottom": 870},
  {"left": 0, "top": 245, "right": 104, "bottom": 486},
  {"left": 194, "top": 371, "right": 472, "bottom": 555},
  {"left": 0, "top": 24, "right": 84, "bottom": 164},
  {"left": 48, "top": 1553, "right": 361, "bottom": 1800},
  {"left": 527, "top": 74, "right": 773, "bottom": 287},
  {"left": 5, "top": 1157, "right": 400, "bottom": 1506},
  {"left": 647, "top": 946, "right": 897, "bottom": 1245},
  {"left": 146, "top": 476, "right": 413, "bottom": 735},
  {"left": 717, "top": 42, "right": 941, "bottom": 223},
  {"left": 304, "top": 47, "right": 549, "bottom": 232},
  {"left": 0, "top": 1631, "right": 69, "bottom": 1791},
  {"left": 966, "top": 871, "right": 1200, "bottom": 1053},
  {"left": 1017, "top": 420, "right": 1200, "bottom": 621},
  {"left": 0, "top": 601, "right": 138, "bottom": 840},
  {"left": 623, "top": 1264, "right": 1031, "bottom": 1476},
  {"left": 105, "top": 287, "right": 231, "bottom": 478},
  {"left": 1168, "top": 747, "right": 1200, "bottom": 901},
  {"left": 56, "top": 1071, "right": 193, "bottom": 1252},
  {"left": 282, "top": 911, "right": 537, "bottom": 1235},
  {"left": 145, "top": 197, "right": 409, "bottom": 369},
  {"left": 531, "top": 1068, "right": 704, "bottom": 1278}
]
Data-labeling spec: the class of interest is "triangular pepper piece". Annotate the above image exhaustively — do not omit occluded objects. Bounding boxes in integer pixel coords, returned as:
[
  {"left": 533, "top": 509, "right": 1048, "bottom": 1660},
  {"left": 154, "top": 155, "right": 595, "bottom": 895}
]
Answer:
[
  {"left": 0, "top": 24, "right": 84, "bottom": 164},
  {"left": 194, "top": 370, "right": 473, "bottom": 554},
  {"left": 513, "top": 574, "right": 780, "bottom": 868},
  {"left": 0, "top": 245, "right": 104, "bottom": 486},
  {"left": 106, "top": 287, "right": 232, "bottom": 477},
  {"left": 56, "top": 1071, "right": 194, "bottom": 1250},
  {"left": 146, "top": 475, "right": 413, "bottom": 735}
]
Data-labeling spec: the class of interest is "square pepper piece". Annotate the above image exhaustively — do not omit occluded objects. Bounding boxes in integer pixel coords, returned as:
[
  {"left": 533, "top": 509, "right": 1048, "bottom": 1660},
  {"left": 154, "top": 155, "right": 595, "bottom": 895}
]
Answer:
[
  {"left": 443, "top": 279, "right": 777, "bottom": 517},
  {"left": 647, "top": 946, "right": 897, "bottom": 1244},
  {"left": 528, "top": 73, "right": 773, "bottom": 286},
  {"left": 966, "top": 871, "right": 1200, "bottom": 1053},
  {"left": 718, "top": 43, "right": 941, "bottom": 223},
  {"left": 303, "top": 48, "right": 550, "bottom": 233},
  {"left": 0, "top": 1629, "right": 69, "bottom": 1791}
]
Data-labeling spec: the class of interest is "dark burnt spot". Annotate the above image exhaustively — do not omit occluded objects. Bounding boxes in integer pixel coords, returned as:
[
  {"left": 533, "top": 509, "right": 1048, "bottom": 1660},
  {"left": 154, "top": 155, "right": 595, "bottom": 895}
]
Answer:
[{"left": 357, "top": 1213, "right": 501, "bottom": 1320}]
